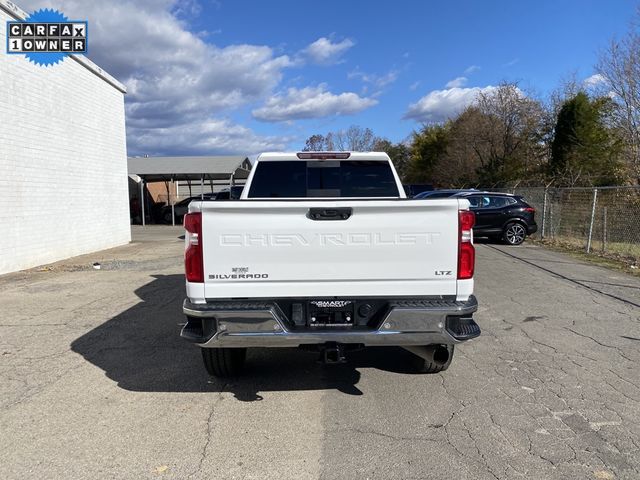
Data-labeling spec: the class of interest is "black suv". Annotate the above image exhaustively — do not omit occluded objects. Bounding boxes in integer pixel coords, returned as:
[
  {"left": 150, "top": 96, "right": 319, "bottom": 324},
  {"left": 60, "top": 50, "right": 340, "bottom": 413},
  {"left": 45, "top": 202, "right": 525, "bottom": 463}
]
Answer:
[{"left": 454, "top": 192, "right": 537, "bottom": 245}]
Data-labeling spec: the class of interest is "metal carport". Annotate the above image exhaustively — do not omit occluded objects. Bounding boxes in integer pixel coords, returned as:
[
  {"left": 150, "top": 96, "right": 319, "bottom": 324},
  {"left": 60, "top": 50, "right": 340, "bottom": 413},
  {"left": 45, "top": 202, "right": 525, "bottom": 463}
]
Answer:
[{"left": 127, "top": 155, "right": 251, "bottom": 226}]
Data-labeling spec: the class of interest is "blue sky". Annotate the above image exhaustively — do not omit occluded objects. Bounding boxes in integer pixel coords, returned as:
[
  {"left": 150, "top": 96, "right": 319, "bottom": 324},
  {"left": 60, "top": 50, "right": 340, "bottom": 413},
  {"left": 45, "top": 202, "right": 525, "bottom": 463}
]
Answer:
[{"left": 20, "top": 0, "right": 640, "bottom": 155}]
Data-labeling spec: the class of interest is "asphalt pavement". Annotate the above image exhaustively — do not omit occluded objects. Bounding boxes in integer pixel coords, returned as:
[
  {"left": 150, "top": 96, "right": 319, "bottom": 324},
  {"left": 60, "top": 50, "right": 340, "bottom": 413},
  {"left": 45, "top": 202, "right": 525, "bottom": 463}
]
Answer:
[{"left": 1, "top": 226, "right": 639, "bottom": 479}]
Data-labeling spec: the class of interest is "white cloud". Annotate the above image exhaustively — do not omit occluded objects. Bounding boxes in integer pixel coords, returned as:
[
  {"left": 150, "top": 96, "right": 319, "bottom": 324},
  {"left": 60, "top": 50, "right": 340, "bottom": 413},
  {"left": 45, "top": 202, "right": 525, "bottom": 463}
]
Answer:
[
  {"left": 129, "top": 118, "right": 290, "bottom": 156},
  {"left": 170, "top": 0, "right": 203, "bottom": 17},
  {"left": 348, "top": 68, "right": 399, "bottom": 89},
  {"left": 464, "top": 65, "right": 481, "bottom": 74},
  {"left": 252, "top": 84, "right": 377, "bottom": 122},
  {"left": 409, "top": 81, "right": 420, "bottom": 91},
  {"left": 584, "top": 73, "right": 607, "bottom": 88},
  {"left": 445, "top": 76, "right": 468, "bottom": 88},
  {"left": 302, "top": 37, "right": 354, "bottom": 65},
  {"left": 19, "top": 0, "right": 294, "bottom": 155},
  {"left": 404, "top": 86, "right": 497, "bottom": 122}
]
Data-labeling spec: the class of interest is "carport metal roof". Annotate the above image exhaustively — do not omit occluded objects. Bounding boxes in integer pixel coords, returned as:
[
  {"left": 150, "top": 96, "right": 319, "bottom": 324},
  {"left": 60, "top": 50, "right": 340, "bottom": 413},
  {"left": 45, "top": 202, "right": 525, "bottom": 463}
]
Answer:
[
  {"left": 127, "top": 155, "right": 251, "bottom": 182},
  {"left": 128, "top": 155, "right": 252, "bottom": 227}
]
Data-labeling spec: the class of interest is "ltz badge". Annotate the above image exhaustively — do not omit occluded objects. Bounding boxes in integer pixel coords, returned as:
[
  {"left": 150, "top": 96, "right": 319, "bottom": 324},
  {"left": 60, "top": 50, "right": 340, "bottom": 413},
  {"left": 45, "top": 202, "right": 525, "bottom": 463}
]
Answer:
[{"left": 6, "top": 8, "right": 88, "bottom": 66}]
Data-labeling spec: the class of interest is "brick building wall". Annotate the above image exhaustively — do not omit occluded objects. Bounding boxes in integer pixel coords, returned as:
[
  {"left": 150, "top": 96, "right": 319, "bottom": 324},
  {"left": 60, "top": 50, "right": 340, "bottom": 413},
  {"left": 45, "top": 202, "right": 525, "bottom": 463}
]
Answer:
[{"left": 0, "top": 1, "right": 130, "bottom": 274}]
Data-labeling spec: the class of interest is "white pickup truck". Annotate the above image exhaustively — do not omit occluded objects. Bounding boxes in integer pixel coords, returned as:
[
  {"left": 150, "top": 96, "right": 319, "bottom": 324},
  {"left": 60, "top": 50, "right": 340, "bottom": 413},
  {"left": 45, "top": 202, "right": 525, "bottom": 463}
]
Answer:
[{"left": 181, "top": 152, "right": 480, "bottom": 377}]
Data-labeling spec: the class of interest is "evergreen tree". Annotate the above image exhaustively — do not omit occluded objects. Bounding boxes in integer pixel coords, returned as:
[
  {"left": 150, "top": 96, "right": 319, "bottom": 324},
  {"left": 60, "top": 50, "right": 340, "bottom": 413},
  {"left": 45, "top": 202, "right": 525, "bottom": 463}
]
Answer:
[
  {"left": 550, "top": 92, "right": 623, "bottom": 186},
  {"left": 406, "top": 123, "right": 450, "bottom": 184}
]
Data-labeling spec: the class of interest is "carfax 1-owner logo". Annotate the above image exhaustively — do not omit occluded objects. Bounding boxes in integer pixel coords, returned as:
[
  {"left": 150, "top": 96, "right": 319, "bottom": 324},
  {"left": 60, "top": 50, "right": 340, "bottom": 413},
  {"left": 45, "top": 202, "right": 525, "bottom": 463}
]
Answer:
[{"left": 6, "top": 8, "right": 87, "bottom": 66}]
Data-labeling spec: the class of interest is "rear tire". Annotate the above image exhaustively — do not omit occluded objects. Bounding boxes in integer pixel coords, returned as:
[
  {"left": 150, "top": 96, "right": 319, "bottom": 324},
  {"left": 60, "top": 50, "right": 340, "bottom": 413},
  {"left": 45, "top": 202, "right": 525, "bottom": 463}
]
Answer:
[
  {"left": 411, "top": 345, "right": 454, "bottom": 373},
  {"left": 503, "top": 222, "right": 527, "bottom": 245},
  {"left": 201, "top": 347, "right": 247, "bottom": 378}
]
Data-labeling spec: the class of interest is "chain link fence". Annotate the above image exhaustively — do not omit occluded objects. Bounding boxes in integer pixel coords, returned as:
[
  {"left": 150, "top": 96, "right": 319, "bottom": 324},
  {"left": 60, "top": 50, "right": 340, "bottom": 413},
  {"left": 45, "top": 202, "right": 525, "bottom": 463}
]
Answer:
[{"left": 509, "top": 186, "right": 640, "bottom": 262}]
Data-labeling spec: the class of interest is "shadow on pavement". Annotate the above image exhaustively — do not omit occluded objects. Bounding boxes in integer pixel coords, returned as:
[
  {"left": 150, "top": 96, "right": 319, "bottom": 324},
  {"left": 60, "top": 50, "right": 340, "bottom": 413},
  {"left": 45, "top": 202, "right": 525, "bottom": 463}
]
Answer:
[{"left": 71, "top": 274, "right": 421, "bottom": 401}]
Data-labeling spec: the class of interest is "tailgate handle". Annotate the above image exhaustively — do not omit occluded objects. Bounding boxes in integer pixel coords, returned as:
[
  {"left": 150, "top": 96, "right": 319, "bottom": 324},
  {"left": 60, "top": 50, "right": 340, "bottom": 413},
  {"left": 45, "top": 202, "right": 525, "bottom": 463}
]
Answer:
[{"left": 308, "top": 207, "right": 352, "bottom": 221}]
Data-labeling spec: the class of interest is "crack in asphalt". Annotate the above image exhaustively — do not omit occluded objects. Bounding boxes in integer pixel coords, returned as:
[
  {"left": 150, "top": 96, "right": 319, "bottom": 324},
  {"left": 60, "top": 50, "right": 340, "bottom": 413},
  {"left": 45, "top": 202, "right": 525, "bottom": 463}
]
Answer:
[
  {"left": 1, "top": 358, "right": 83, "bottom": 411},
  {"left": 437, "top": 370, "right": 507, "bottom": 480},
  {"left": 345, "top": 427, "right": 441, "bottom": 443},
  {"left": 564, "top": 327, "right": 633, "bottom": 363},
  {"left": 456, "top": 307, "right": 640, "bottom": 476},
  {"left": 188, "top": 382, "right": 228, "bottom": 480}
]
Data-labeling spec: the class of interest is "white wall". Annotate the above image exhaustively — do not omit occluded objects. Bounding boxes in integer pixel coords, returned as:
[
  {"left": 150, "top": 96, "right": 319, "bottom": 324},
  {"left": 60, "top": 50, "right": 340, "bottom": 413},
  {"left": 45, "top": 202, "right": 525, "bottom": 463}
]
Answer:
[{"left": 0, "top": 5, "right": 130, "bottom": 274}]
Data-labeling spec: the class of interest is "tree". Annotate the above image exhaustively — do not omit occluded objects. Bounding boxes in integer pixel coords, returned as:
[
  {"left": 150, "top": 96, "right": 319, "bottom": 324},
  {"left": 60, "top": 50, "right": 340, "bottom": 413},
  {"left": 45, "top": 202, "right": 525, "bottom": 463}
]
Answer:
[
  {"left": 326, "top": 125, "right": 379, "bottom": 151},
  {"left": 443, "top": 108, "right": 491, "bottom": 187},
  {"left": 374, "top": 138, "right": 411, "bottom": 180},
  {"left": 411, "top": 83, "right": 547, "bottom": 188},
  {"left": 303, "top": 125, "right": 380, "bottom": 152},
  {"left": 302, "top": 134, "right": 327, "bottom": 151},
  {"left": 542, "top": 73, "right": 583, "bottom": 165},
  {"left": 403, "top": 83, "right": 547, "bottom": 188},
  {"left": 596, "top": 10, "right": 640, "bottom": 182},
  {"left": 405, "top": 123, "right": 451, "bottom": 184},
  {"left": 471, "top": 83, "right": 546, "bottom": 186},
  {"left": 550, "top": 92, "right": 623, "bottom": 186}
]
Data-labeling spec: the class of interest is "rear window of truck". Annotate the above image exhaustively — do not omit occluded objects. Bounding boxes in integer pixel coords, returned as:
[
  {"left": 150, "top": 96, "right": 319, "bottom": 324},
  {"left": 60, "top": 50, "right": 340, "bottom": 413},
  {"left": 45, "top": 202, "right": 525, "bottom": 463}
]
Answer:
[{"left": 247, "top": 160, "right": 400, "bottom": 198}]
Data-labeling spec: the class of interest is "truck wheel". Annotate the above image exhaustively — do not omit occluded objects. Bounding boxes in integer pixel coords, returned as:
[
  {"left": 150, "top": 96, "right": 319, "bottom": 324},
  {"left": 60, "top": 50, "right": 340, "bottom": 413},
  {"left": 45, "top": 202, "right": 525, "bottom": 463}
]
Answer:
[
  {"left": 412, "top": 345, "right": 454, "bottom": 373},
  {"left": 201, "top": 348, "right": 247, "bottom": 377}
]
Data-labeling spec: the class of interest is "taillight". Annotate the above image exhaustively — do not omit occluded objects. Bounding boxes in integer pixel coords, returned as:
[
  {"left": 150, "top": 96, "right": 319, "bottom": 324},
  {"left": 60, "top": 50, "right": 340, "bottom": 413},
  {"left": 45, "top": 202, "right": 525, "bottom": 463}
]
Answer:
[
  {"left": 184, "top": 212, "right": 203, "bottom": 283},
  {"left": 458, "top": 210, "right": 475, "bottom": 279},
  {"left": 459, "top": 210, "right": 475, "bottom": 232},
  {"left": 524, "top": 207, "right": 535, "bottom": 213}
]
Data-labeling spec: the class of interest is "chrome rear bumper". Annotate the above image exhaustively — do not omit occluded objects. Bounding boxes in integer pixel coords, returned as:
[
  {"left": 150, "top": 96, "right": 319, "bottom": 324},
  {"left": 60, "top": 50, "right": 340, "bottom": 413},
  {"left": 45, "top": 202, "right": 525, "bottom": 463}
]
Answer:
[{"left": 182, "top": 296, "right": 479, "bottom": 348}]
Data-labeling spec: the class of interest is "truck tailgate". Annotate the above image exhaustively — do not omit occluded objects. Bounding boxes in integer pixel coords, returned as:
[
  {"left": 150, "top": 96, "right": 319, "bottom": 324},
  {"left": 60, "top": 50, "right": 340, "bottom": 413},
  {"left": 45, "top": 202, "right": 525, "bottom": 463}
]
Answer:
[{"left": 198, "top": 199, "right": 462, "bottom": 298}]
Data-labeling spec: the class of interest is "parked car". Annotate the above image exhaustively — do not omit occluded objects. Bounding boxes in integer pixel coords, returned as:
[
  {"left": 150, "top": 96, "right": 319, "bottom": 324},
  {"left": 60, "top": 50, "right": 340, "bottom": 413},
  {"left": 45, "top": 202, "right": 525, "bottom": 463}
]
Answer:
[
  {"left": 161, "top": 187, "right": 245, "bottom": 224},
  {"left": 413, "top": 189, "right": 478, "bottom": 199},
  {"left": 212, "top": 186, "right": 244, "bottom": 200},
  {"left": 161, "top": 196, "right": 199, "bottom": 224},
  {"left": 414, "top": 190, "right": 537, "bottom": 245},
  {"left": 180, "top": 151, "right": 480, "bottom": 377},
  {"left": 454, "top": 192, "right": 537, "bottom": 245},
  {"left": 403, "top": 184, "right": 434, "bottom": 197}
]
